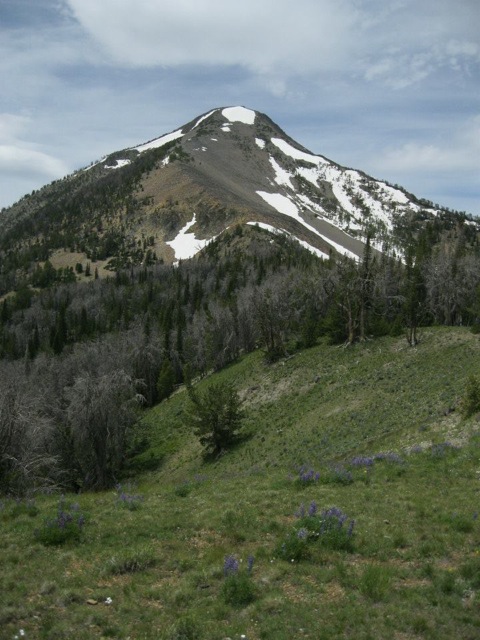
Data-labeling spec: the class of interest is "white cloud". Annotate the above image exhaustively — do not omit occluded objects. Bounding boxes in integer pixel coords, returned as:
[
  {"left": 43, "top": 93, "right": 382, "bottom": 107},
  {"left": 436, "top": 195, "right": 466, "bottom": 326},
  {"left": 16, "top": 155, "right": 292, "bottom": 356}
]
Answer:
[
  {"left": 0, "top": 113, "right": 69, "bottom": 202},
  {"left": 64, "top": 0, "right": 480, "bottom": 90},
  {"left": 0, "top": 114, "right": 31, "bottom": 143},
  {"left": 0, "top": 145, "right": 69, "bottom": 179},
  {"left": 65, "top": 0, "right": 358, "bottom": 74},
  {"left": 378, "top": 115, "right": 480, "bottom": 173}
]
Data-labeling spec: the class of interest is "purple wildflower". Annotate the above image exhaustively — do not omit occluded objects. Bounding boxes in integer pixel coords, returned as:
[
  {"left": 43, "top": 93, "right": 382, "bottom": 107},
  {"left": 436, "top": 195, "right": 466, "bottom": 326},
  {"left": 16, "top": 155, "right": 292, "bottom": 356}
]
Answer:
[
  {"left": 297, "top": 528, "right": 308, "bottom": 540},
  {"left": 308, "top": 501, "right": 317, "bottom": 517},
  {"left": 374, "top": 452, "right": 404, "bottom": 464},
  {"left": 350, "top": 456, "right": 374, "bottom": 468},
  {"left": 247, "top": 555, "right": 255, "bottom": 574},
  {"left": 295, "top": 503, "right": 306, "bottom": 518},
  {"left": 224, "top": 555, "right": 239, "bottom": 577}
]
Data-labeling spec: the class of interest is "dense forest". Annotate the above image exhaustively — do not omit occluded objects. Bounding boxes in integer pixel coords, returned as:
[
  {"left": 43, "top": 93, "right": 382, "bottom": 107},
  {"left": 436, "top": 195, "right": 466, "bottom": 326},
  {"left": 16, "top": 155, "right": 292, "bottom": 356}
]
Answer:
[{"left": 1, "top": 219, "right": 479, "bottom": 495}]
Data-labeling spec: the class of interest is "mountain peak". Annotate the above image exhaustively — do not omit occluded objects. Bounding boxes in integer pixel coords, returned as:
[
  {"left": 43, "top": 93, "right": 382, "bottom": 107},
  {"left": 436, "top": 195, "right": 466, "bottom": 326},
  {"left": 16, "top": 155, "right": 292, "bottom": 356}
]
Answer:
[{"left": 0, "top": 106, "right": 476, "bottom": 279}]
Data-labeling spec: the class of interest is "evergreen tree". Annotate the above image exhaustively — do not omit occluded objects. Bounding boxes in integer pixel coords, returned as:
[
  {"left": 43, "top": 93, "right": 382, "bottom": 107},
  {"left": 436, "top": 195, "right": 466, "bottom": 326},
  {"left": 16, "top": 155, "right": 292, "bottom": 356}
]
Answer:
[
  {"left": 157, "top": 359, "right": 176, "bottom": 402},
  {"left": 185, "top": 381, "right": 244, "bottom": 458}
]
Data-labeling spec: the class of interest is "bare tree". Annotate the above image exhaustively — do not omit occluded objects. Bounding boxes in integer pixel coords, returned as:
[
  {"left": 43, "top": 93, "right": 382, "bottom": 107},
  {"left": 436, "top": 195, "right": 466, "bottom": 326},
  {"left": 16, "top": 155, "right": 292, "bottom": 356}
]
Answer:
[{"left": 65, "top": 370, "right": 143, "bottom": 490}]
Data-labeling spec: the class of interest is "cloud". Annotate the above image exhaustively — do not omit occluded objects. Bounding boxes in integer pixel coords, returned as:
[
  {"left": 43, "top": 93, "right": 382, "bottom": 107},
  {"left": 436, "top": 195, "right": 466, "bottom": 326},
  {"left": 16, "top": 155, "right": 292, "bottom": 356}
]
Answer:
[
  {"left": 0, "top": 145, "right": 69, "bottom": 179},
  {"left": 65, "top": 0, "right": 358, "bottom": 76},
  {"left": 378, "top": 114, "right": 480, "bottom": 173},
  {"left": 65, "top": 0, "right": 479, "bottom": 90},
  {"left": 0, "top": 114, "right": 31, "bottom": 143},
  {"left": 0, "top": 113, "right": 69, "bottom": 203}
]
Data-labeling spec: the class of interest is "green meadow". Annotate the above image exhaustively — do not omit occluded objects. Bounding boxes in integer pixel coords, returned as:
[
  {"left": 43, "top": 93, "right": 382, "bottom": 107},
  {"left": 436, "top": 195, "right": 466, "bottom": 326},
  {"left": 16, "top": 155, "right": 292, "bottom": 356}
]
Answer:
[{"left": 2, "top": 327, "right": 480, "bottom": 639}]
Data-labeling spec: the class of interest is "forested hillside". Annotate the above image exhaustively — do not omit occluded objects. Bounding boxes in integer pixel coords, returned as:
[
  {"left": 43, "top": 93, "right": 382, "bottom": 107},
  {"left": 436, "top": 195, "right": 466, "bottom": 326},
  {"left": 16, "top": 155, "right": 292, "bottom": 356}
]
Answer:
[{"left": 1, "top": 217, "right": 479, "bottom": 494}]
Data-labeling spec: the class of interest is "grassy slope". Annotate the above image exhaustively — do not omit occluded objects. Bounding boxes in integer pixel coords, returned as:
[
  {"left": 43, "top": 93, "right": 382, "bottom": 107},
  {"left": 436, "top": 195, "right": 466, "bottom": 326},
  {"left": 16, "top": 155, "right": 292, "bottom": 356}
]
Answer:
[{"left": 2, "top": 327, "right": 480, "bottom": 640}]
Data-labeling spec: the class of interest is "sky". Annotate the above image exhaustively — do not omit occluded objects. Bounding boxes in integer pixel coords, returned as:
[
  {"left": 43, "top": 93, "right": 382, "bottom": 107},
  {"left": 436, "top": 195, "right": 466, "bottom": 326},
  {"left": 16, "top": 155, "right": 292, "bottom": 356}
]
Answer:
[{"left": 0, "top": 0, "right": 479, "bottom": 215}]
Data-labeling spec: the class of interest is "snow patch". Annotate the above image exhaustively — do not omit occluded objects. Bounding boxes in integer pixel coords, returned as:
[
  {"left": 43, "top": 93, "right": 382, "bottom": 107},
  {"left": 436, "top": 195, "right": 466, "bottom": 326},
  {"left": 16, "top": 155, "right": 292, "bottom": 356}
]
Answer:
[
  {"left": 222, "top": 106, "right": 256, "bottom": 125},
  {"left": 134, "top": 129, "right": 184, "bottom": 153},
  {"left": 271, "top": 138, "right": 328, "bottom": 165},
  {"left": 105, "top": 159, "right": 131, "bottom": 170},
  {"left": 247, "top": 222, "right": 328, "bottom": 259},
  {"left": 211, "top": 138, "right": 218, "bottom": 142},
  {"left": 193, "top": 109, "right": 218, "bottom": 129},
  {"left": 221, "top": 125, "right": 231, "bottom": 133},
  {"left": 256, "top": 190, "right": 358, "bottom": 260},
  {"left": 257, "top": 191, "right": 298, "bottom": 217},
  {"left": 166, "top": 214, "right": 211, "bottom": 260},
  {"left": 255, "top": 138, "right": 266, "bottom": 149},
  {"left": 269, "top": 156, "right": 294, "bottom": 188}
]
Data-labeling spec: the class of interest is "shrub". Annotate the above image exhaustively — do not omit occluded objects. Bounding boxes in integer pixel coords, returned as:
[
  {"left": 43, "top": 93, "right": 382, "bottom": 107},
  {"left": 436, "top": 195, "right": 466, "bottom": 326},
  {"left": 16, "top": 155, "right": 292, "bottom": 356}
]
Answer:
[
  {"left": 165, "top": 616, "right": 202, "bottom": 640},
  {"left": 106, "top": 546, "right": 156, "bottom": 575},
  {"left": 322, "top": 465, "right": 353, "bottom": 485},
  {"left": 221, "top": 555, "right": 255, "bottom": 607},
  {"left": 34, "top": 497, "right": 85, "bottom": 546},
  {"left": 297, "top": 505, "right": 355, "bottom": 551},
  {"left": 359, "top": 564, "right": 392, "bottom": 601},
  {"left": 174, "top": 481, "right": 192, "bottom": 497},
  {"left": 278, "top": 503, "right": 355, "bottom": 560},
  {"left": 295, "top": 466, "right": 320, "bottom": 486},
  {"left": 277, "top": 528, "right": 309, "bottom": 562},
  {"left": 115, "top": 483, "right": 144, "bottom": 510},
  {"left": 449, "top": 512, "right": 475, "bottom": 533},
  {"left": 7, "top": 498, "right": 39, "bottom": 519},
  {"left": 461, "top": 375, "right": 480, "bottom": 418}
]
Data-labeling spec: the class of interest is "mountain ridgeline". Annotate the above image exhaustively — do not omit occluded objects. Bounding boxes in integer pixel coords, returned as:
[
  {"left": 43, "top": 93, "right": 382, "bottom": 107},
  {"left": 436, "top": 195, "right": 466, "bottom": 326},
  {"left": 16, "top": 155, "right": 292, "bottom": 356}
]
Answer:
[{"left": 0, "top": 106, "right": 479, "bottom": 493}]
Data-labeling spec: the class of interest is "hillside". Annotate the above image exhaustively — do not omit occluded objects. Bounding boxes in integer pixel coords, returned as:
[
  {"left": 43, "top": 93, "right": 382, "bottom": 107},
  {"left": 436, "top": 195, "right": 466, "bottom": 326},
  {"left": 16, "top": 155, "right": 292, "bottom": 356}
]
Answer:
[
  {"left": 1, "top": 106, "right": 477, "bottom": 298},
  {"left": 2, "top": 328, "right": 480, "bottom": 639}
]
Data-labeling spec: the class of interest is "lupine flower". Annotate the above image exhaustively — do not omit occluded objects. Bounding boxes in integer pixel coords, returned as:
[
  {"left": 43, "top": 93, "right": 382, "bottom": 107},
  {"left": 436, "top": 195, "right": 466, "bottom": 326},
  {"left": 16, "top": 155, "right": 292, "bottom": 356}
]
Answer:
[
  {"left": 295, "top": 503, "right": 306, "bottom": 518},
  {"left": 374, "top": 452, "right": 404, "bottom": 464},
  {"left": 224, "top": 554, "right": 239, "bottom": 576},
  {"left": 247, "top": 555, "right": 255, "bottom": 574},
  {"left": 308, "top": 501, "right": 317, "bottom": 517},
  {"left": 350, "top": 456, "right": 374, "bottom": 467}
]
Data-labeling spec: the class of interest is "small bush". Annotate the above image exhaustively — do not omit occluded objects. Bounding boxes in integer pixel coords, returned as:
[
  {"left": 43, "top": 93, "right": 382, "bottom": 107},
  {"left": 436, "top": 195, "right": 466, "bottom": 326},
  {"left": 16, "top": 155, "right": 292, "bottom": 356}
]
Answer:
[
  {"left": 7, "top": 498, "right": 39, "bottom": 519},
  {"left": 221, "top": 555, "right": 255, "bottom": 607},
  {"left": 359, "top": 564, "right": 392, "bottom": 601},
  {"left": 34, "top": 497, "right": 85, "bottom": 546},
  {"left": 174, "top": 482, "right": 192, "bottom": 497},
  {"left": 449, "top": 512, "right": 475, "bottom": 533},
  {"left": 277, "top": 529, "right": 309, "bottom": 562},
  {"left": 297, "top": 505, "right": 355, "bottom": 552},
  {"left": 322, "top": 465, "right": 353, "bottom": 486},
  {"left": 278, "top": 503, "right": 355, "bottom": 561},
  {"left": 460, "top": 558, "right": 480, "bottom": 588},
  {"left": 115, "top": 483, "right": 144, "bottom": 510},
  {"left": 106, "top": 546, "right": 156, "bottom": 575},
  {"left": 430, "top": 442, "right": 458, "bottom": 458},
  {"left": 437, "top": 570, "right": 457, "bottom": 595},
  {"left": 295, "top": 466, "right": 320, "bottom": 486},
  {"left": 165, "top": 616, "right": 202, "bottom": 640},
  {"left": 461, "top": 375, "right": 480, "bottom": 418}
]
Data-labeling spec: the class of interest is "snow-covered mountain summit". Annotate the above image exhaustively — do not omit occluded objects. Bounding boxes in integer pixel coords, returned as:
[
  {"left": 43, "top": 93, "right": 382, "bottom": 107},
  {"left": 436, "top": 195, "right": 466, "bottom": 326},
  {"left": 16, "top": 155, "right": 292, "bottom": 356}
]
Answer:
[
  {"left": 94, "top": 104, "right": 443, "bottom": 261},
  {"left": 0, "top": 106, "right": 471, "bottom": 270}
]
